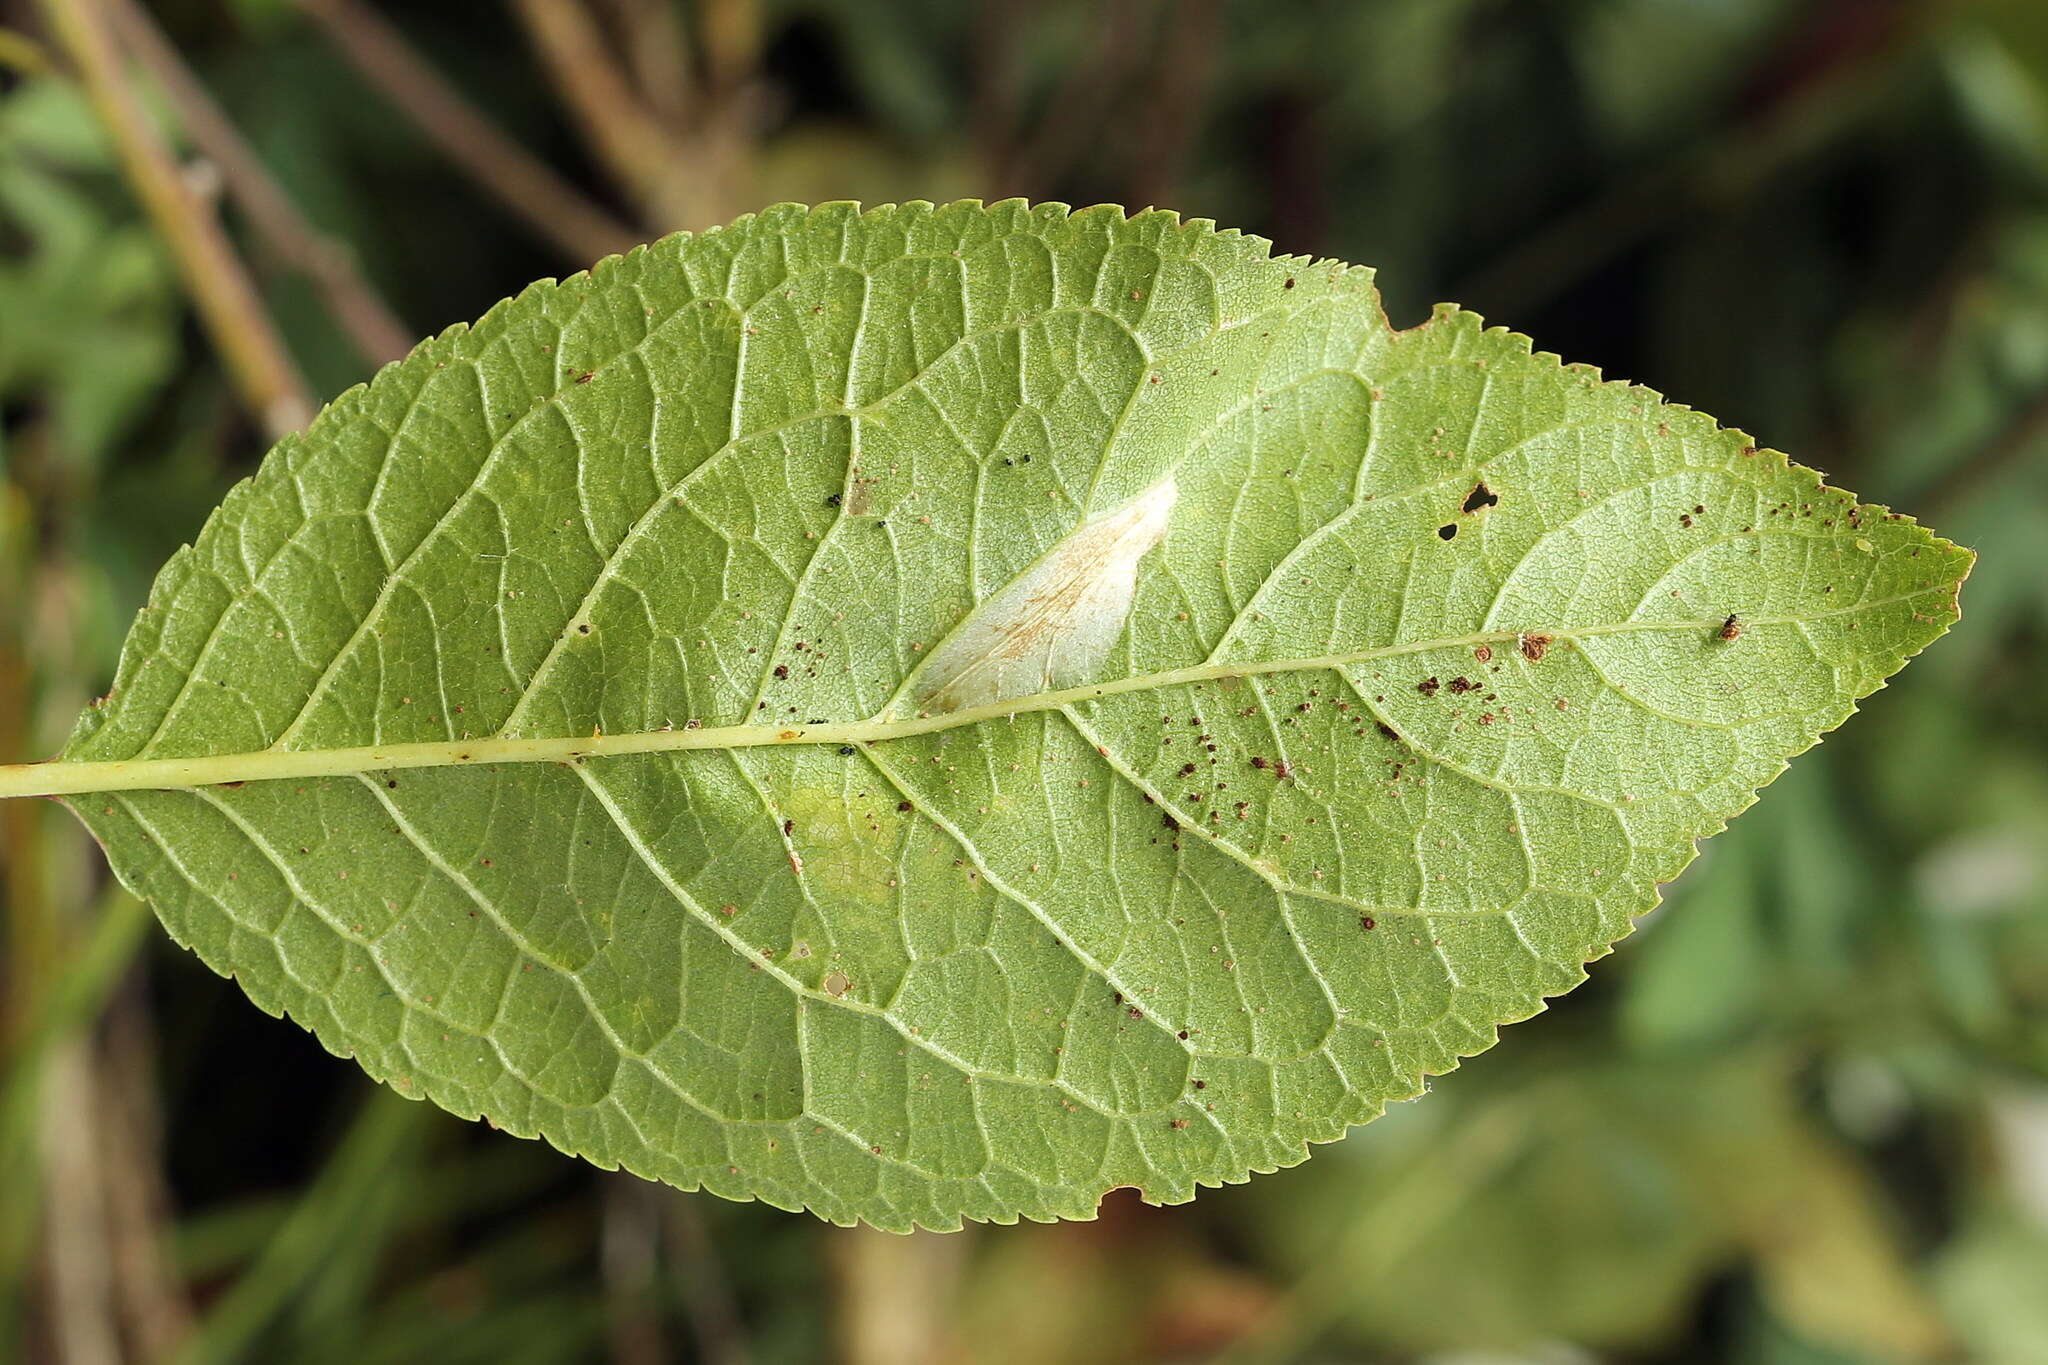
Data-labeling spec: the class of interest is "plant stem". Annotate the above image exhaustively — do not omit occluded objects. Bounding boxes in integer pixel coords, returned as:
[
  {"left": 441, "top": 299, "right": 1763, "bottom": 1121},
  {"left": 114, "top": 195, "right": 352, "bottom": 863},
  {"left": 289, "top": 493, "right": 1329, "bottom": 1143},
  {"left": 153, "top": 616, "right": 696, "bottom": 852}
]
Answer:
[
  {"left": 662, "top": 1198, "right": 751, "bottom": 1365},
  {"left": 510, "top": 0, "right": 679, "bottom": 215},
  {"left": 600, "top": 1176, "right": 668, "bottom": 1365},
  {"left": 165, "top": 1097, "right": 422, "bottom": 1365},
  {"left": 37, "top": 0, "right": 316, "bottom": 440},
  {"left": 104, "top": 0, "right": 415, "bottom": 367},
  {"left": 604, "top": 0, "right": 694, "bottom": 128},
  {"left": 294, "top": 0, "right": 640, "bottom": 263},
  {"left": 0, "top": 25, "right": 49, "bottom": 73}
]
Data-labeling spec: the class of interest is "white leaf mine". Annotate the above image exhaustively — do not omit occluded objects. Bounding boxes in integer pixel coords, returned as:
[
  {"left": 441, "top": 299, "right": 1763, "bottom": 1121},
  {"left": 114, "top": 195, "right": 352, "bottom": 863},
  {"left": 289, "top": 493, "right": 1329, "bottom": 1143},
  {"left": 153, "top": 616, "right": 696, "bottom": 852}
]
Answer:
[{"left": 914, "top": 479, "right": 1179, "bottom": 713}]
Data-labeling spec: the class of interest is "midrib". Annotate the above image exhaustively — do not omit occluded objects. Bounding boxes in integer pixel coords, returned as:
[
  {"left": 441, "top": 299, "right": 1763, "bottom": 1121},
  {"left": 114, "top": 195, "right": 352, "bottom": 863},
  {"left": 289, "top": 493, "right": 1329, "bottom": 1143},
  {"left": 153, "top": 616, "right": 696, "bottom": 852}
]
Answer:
[{"left": 0, "top": 603, "right": 1913, "bottom": 798}]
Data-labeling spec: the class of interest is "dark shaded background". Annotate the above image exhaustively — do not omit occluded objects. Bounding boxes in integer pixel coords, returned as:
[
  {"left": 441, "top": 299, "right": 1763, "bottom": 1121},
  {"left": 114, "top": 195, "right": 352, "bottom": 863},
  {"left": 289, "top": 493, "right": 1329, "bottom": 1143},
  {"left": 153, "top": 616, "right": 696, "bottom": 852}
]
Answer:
[{"left": 3, "top": 1, "right": 2046, "bottom": 1361}]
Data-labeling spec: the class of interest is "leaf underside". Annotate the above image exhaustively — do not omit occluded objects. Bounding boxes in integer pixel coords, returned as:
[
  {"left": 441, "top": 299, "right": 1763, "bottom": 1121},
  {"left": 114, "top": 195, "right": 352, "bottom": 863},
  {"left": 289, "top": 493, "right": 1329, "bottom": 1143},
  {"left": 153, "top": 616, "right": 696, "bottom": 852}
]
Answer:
[{"left": 60, "top": 201, "right": 1971, "bottom": 1231}]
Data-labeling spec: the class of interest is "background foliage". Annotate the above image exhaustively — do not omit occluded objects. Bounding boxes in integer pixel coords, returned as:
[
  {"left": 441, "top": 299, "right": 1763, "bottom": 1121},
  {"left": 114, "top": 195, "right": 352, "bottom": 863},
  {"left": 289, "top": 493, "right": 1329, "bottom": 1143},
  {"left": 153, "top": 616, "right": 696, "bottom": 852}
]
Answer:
[{"left": 0, "top": 0, "right": 2043, "bottom": 1361}]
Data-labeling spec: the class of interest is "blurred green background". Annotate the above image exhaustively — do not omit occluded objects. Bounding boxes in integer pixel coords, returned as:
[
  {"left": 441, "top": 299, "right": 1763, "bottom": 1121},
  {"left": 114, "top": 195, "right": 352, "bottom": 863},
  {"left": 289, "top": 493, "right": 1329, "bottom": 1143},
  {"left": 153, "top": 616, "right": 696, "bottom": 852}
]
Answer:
[{"left": 2, "top": 1, "right": 2046, "bottom": 1361}]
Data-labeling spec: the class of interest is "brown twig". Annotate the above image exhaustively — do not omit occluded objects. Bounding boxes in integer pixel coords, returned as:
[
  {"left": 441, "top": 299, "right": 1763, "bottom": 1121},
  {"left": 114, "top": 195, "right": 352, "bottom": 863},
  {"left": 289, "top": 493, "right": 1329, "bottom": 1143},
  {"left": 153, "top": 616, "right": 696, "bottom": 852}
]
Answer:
[
  {"left": 829, "top": 1226, "right": 970, "bottom": 1365},
  {"left": 695, "top": 0, "right": 760, "bottom": 99},
  {"left": 104, "top": 0, "right": 413, "bottom": 367},
  {"left": 510, "top": 0, "right": 677, "bottom": 220},
  {"left": 654, "top": 0, "right": 765, "bottom": 232},
  {"left": 37, "top": 0, "right": 315, "bottom": 439},
  {"left": 600, "top": 1176, "right": 667, "bottom": 1365},
  {"left": 663, "top": 1195, "right": 752, "bottom": 1365},
  {"left": 98, "top": 984, "right": 195, "bottom": 1360},
  {"left": 604, "top": 0, "right": 693, "bottom": 127},
  {"left": 295, "top": 0, "right": 638, "bottom": 263},
  {"left": 40, "top": 1040, "right": 123, "bottom": 1365}
]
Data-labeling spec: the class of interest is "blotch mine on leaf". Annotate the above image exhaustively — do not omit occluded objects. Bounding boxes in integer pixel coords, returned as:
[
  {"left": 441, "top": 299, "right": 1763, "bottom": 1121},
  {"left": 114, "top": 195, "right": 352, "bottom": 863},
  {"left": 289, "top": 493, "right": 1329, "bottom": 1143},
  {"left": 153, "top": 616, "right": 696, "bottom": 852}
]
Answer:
[{"left": 912, "top": 479, "right": 1178, "bottom": 713}]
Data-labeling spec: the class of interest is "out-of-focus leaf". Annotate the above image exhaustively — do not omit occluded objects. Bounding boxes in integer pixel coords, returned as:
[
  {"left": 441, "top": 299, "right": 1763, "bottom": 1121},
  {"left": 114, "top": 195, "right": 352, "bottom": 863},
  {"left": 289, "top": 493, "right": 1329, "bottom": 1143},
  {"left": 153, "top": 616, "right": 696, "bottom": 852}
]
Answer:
[
  {"left": 0, "top": 79, "right": 178, "bottom": 470},
  {"left": 1932, "top": 1207, "right": 2048, "bottom": 1364},
  {"left": 1620, "top": 837, "right": 1769, "bottom": 1053},
  {"left": 807, "top": 0, "right": 962, "bottom": 141},
  {"left": 1259, "top": 1051, "right": 1951, "bottom": 1358},
  {"left": 1698, "top": 1098, "right": 1953, "bottom": 1361},
  {"left": 1569, "top": 0, "right": 1792, "bottom": 151}
]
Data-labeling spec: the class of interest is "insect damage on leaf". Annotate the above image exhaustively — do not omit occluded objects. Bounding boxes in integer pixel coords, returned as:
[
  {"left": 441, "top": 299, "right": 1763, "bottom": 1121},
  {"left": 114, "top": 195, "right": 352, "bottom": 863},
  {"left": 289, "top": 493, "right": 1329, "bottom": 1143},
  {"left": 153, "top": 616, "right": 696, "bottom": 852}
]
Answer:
[
  {"left": 4, "top": 200, "right": 1972, "bottom": 1233},
  {"left": 910, "top": 477, "right": 1178, "bottom": 714}
]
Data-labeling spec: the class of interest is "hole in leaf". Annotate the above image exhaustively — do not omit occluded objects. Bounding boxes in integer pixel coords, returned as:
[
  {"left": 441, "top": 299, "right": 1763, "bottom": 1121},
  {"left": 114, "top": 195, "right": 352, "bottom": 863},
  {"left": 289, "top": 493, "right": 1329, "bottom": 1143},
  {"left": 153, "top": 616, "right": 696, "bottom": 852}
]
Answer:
[
  {"left": 1462, "top": 482, "right": 1499, "bottom": 513},
  {"left": 1438, "top": 523, "right": 1457, "bottom": 540}
]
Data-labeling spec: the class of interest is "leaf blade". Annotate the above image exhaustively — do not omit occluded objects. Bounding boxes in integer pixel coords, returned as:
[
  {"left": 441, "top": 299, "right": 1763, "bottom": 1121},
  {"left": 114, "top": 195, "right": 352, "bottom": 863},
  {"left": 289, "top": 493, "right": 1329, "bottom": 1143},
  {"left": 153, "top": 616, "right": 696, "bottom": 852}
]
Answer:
[{"left": 45, "top": 200, "right": 1971, "bottom": 1229}]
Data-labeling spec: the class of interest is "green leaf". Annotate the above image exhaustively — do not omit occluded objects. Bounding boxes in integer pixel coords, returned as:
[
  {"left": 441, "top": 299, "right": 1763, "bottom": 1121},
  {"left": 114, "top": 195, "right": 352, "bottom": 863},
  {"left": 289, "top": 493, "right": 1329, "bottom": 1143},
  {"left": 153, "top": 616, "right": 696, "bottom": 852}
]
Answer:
[{"left": 13, "top": 201, "right": 1972, "bottom": 1230}]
